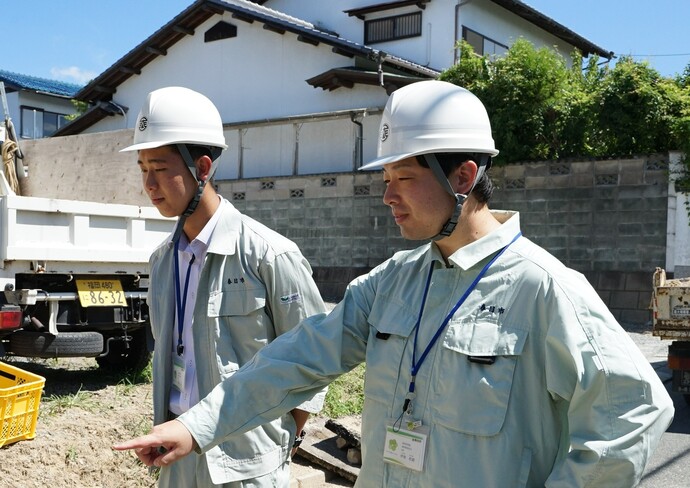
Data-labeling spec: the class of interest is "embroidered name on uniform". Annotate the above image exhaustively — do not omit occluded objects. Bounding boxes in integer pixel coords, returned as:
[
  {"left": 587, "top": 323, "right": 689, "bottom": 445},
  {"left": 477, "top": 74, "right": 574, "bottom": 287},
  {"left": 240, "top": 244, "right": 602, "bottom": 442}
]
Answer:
[
  {"left": 227, "top": 277, "right": 245, "bottom": 284},
  {"left": 280, "top": 293, "right": 301, "bottom": 304},
  {"left": 479, "top": 303, "right": 505, "bottom": 314}
]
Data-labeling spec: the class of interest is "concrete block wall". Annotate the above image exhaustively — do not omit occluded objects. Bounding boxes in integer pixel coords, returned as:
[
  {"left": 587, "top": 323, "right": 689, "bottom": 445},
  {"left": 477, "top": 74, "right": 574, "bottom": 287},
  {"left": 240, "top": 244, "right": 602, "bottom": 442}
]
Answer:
[
  {"left": 17, "top": 131, "right": 672, "bottom": 323},
  {"left": 488, "top": 155, "right": 668, "bottom": 324},
  {"left": 217, "top": 154, "right": 670, "bottom": 324}
]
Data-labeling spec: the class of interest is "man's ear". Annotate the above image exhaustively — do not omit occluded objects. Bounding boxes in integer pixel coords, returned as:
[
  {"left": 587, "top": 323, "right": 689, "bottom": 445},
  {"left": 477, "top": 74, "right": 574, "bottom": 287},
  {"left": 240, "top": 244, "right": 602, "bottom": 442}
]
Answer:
[
  {"left": 450, "top": 160, "right": 478, "bottom": 194},
  {"left": 195, "top": 155, "right": 213, "bottom": 182}
]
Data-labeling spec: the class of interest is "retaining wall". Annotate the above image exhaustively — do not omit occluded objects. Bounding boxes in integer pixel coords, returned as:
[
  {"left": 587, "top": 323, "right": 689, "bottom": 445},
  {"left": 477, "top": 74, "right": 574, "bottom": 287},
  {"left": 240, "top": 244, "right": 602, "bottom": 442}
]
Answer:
[
  {"left": 19, "top": 134, "right": 671, "bottom": 324},
  {"left": 218, "top": 154, "right": 670, "bottom": 325}
]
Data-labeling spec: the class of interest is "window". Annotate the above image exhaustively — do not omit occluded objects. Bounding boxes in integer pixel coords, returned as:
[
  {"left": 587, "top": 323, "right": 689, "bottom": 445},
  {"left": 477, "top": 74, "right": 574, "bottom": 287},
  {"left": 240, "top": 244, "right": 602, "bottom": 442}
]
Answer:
[
  {"left": 20, "top": 106, "right": 70, "bottom": 138},
  {"left": 365, "top": 12, "right": 422, "bottom": 44},
  {"left": 462, "top": 26, "right": 508, "bottom": 57}
]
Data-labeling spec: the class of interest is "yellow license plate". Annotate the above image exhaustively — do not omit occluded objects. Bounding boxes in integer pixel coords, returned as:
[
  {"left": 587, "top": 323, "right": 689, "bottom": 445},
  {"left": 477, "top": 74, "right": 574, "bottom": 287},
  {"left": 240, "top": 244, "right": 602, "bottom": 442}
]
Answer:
[{"left": 76, "top": 279, "right": 127, "bottom": 307}]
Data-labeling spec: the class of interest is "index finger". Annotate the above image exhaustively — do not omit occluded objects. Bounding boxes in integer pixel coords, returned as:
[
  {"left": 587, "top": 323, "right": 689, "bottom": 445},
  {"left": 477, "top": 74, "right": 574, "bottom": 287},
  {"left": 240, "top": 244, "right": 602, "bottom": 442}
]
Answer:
[{"left": 112, "top": 434, "right": 160, "bottom": 451}]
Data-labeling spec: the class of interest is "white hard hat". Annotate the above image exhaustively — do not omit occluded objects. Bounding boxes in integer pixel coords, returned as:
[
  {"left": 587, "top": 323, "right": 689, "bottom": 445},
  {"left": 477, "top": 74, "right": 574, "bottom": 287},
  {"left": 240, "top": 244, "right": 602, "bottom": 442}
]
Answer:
[
  {"left": 360, "top": 80, "right": 498, "bottom": 170},
  {"left": 120, "top": 86, "right": 227, "bottom": 153}
]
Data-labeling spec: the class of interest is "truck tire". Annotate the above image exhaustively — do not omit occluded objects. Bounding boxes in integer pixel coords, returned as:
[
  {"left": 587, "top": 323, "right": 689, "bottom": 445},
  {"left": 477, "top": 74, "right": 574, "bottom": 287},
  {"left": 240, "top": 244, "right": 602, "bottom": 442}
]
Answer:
[
  {"left": 96, "top": 328, "right": 151, "bottom": 374},
  {"left": 8, "top": 331, "right": 103, "bottom": 358}
]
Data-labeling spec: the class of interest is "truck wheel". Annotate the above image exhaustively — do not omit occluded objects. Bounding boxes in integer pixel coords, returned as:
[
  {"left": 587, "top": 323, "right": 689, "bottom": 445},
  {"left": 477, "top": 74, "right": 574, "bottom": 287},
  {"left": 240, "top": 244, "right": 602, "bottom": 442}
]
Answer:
[
  {"left": 7, "top": 331, "right": 103, "bottom": 358},
  {"left": 96, "top": 328, "right": 151, "bottom": 374}
]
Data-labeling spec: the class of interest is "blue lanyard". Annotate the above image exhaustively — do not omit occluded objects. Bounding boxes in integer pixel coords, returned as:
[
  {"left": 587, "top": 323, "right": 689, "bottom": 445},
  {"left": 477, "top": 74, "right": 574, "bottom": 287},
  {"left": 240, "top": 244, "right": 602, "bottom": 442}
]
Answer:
[
  {"left": 403, "top": 232, "right": 522, "bottom": 413},
  {"left": 173, "top": 239, "right": 195, "bottom": 356}
]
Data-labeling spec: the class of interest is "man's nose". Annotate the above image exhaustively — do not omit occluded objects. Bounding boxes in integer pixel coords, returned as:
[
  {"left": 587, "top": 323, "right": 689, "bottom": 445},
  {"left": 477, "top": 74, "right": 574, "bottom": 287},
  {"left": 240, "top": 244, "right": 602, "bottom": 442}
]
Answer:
[
  {"left": 143, "top": 171, "right": 156, "bottom": 190},
  {"left": 383, "top": 181, "right": 397, "bottom": 206}
]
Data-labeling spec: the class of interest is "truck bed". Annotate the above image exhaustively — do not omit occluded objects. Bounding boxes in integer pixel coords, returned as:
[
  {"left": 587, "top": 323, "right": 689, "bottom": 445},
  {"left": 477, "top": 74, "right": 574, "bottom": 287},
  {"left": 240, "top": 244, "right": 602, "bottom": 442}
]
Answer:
[
  {"left": 652, "top": 267, "right": 690, "bottom": 339},
  {"left": 0, "top": 193, "right": 174, "bottom": 281}
]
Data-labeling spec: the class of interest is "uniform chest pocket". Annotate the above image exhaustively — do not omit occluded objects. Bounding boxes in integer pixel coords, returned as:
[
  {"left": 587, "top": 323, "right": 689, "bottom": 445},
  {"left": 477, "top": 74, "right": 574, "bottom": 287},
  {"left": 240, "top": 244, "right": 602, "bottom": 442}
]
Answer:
[
  {"left": 432, "top": 320, "right": 528, "bottom": 436},
  {"left": 207, "top": 287, "right": 266, "bottom": 317},
  {"left": 364, "top": 297, "right": 417, "bottom": 405},
  {"left": 207, "top": 287, "right": 268, "bottom": 373}
]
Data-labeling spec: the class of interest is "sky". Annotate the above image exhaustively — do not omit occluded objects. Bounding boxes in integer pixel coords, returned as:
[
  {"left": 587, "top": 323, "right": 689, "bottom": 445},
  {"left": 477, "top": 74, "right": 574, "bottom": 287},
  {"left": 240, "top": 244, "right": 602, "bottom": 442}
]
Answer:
[
  {"left": 2, "top": 0, "right": 689, "bottom": 87},
  {"left": 524, "top": 0, "right": 690, "bottom": 78}
]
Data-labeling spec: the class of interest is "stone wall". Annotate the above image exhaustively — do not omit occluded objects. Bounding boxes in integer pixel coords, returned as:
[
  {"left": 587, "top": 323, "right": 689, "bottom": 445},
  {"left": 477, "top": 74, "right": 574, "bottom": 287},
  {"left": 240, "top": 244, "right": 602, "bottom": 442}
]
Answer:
[
  {"left": 16, "top": 131, "right": 670, "bottom": 325},
  {"left": 217, "top": 154, "right": 670, "bottom": 325}
]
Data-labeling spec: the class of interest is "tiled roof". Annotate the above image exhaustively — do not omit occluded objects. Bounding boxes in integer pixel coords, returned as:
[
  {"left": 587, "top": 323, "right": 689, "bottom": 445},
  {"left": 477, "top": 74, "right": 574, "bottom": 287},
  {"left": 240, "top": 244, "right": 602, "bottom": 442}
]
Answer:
[
  {"left": 490, "top": 0, "right": 612, "bottom": 59},
  {"left": 0, "top": 69, "right": 83, "bottom": 98},
  {"left": 75, "top": 0, "right": 438, "bottom": 104}
]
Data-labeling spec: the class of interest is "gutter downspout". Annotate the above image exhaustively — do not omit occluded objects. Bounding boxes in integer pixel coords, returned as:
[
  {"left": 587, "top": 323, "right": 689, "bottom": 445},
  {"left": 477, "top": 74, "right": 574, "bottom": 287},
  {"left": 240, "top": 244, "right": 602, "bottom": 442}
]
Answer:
[
  {"left": 238, "top": 128, "right": 247, "bottom": 179},
  {"left": 454, "top": 0, "right": 473, "bottom": 64},
  {"left": 293, "top": 123, "right": 302, "bottom": 176},
  {"left": 350, "top": 112, "right": 365, "bottom": 170}
]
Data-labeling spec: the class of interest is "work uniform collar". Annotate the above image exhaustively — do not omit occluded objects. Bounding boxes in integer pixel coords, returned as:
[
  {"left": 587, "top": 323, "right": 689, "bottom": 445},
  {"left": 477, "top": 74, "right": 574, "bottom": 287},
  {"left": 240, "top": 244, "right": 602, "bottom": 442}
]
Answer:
[
  {"left": 205, "top": 198, "right": 243, "bottom": 256},
  {"left": 429, "top": 210, "right": 520, "bottom": 271},
  {"left": 165, "top": 196, "right": 228, "bottom": 252},
  {"left": 176, "top": 196, "right": 225, "bottom": 257}
]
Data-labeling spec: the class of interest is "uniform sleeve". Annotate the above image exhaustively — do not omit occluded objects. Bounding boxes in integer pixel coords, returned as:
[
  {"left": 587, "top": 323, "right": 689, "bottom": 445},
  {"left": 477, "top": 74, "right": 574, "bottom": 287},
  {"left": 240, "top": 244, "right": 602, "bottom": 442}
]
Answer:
[
  {"left": 261, "top": 250, "right": 327, "bottom": 336},
  {"left": 544, "top": 278, "right": 674, "bottom": 487},
  {"left": 178, "top": 276, "right": 372, "bottom": 454},
  {"left": 260, "top": 249, "right": 328, "bottom": 413}
]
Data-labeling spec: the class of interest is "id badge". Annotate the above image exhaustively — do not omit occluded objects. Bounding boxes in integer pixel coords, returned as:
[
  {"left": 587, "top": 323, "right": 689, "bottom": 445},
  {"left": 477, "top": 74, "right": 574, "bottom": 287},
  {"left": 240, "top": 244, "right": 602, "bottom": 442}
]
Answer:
[
  {"left": 383, "top": 418, "right": 429, "bottom": 472},
  {"left": 172, "top": 355, "right": 186, "bottom": 392}
]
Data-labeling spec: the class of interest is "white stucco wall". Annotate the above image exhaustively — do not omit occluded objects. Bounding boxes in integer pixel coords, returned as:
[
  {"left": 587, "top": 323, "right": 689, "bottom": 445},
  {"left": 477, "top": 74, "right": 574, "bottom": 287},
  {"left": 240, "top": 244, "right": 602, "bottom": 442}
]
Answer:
[
  {"left": 666, "top": 151, "right": 690, "bottom": 276},
  {"left": 265, "top": 0, "right": 586, "bottom": 70},
  {"left": 213, "top": 111, "right": 381, "bottom": 180},
  {"left": 262, "top": 0, "right": 367, "bottom": 43},
  {"left": 456, "top": 0, "right": 577, "bottom": 67},
  {"left": 88, "top": 12, "right": 389, "bottom": 135},
  {"left": 85, "top": 12, "right": 390, "bottom": 177},
  {"left": 80, "top": 1, "right": 599, "bottom": 178}
]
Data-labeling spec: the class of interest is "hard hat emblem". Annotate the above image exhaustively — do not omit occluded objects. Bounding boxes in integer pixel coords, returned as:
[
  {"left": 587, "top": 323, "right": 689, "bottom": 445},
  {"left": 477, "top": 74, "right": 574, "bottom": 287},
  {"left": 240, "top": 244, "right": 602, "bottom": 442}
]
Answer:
[
  {"left": 380, "top": 123, "right": 389, "bottom": 142},
  {"left": 138, "top": 117, "right": 148, "bottom": 132}
]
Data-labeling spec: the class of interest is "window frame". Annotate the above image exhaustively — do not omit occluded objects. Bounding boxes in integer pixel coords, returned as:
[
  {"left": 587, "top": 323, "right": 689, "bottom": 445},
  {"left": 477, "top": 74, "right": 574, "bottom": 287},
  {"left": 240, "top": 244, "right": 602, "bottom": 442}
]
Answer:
[
  {"left": 461, "top": 26, "right": 508, "bottom": 57},
  {"left": 364, "top": 11, "right": 423, "bottom": 44},
  {"left": 20, "top": 105, "right": 70, "bottom": 139}
]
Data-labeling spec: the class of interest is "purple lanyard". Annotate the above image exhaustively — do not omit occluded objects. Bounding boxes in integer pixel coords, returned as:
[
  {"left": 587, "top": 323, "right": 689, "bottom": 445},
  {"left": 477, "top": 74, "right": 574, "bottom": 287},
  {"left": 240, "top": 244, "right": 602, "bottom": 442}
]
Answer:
[
  {"left": 173, "top": 239, "right": 195, "bottom": 357},
  {"left": 403, "top": 232, "right": 522, "bottom": 414}
]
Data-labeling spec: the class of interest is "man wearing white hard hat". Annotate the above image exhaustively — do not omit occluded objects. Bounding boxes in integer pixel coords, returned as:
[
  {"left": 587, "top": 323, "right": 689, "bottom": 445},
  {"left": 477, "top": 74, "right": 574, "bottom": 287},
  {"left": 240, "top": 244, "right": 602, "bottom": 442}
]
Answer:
[
  {"left": 114, "top": 86, "right": 326, "bottom": 487},
  {"left": 116, "top": 81, "right": 673, "bottom": 487}
]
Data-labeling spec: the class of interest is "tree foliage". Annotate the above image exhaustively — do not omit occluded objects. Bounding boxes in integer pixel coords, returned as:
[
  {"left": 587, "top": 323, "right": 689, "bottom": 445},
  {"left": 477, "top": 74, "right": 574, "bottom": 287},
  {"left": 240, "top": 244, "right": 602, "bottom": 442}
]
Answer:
[{"left": 439, "top": 39, "right": 690, "bottom": 167}]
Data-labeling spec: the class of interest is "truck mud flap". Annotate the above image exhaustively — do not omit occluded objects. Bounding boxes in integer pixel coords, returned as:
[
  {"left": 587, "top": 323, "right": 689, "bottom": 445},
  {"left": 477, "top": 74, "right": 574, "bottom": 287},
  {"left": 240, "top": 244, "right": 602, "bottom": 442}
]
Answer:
[{"left": 7, "top": 331, "right": 104, "bottom": 358}]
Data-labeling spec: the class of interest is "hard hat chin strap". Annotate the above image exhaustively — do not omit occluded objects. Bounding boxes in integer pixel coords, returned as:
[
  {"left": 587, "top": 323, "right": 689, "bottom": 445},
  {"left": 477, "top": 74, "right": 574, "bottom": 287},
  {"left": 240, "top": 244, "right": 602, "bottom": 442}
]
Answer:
[
  {"left": 424, "top": 154, "right": 466, "bottom": 241},
  {"left": 423, "top": 153, "right": 489, "bottom": 241},
  {"left": 171, "top": 144, "right": 209, "bottom": 243}
]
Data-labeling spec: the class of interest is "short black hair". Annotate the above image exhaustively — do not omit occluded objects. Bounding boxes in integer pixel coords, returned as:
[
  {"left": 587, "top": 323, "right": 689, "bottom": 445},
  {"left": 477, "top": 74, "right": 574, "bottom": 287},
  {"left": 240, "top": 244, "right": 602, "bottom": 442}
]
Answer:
[
  {"left": 417, "top": 153, "right": 494, "bottom": 203},
  {"left": 185, "top": 145, "right": 215, "bottom": 161}
]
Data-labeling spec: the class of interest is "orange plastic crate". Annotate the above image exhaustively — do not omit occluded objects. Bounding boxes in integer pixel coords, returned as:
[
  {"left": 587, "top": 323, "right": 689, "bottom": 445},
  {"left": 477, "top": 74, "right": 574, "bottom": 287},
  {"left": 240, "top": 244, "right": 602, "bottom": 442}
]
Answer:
[{"left": 0, "top": 361, "right": 45, "bottom": 447}]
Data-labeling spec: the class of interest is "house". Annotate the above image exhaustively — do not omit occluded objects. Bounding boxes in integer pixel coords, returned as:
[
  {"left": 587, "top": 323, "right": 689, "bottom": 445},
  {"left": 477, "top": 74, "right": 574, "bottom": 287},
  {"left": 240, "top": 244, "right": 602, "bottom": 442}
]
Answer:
[
  {"left": 0, "top": 69, "right": 82, "bottom": 139},
  {"left": 24, "top": 1, "right": 674, "bottom": 323},
  {"left": 56, "top": 0, "right": 612, "bottom": 181}
]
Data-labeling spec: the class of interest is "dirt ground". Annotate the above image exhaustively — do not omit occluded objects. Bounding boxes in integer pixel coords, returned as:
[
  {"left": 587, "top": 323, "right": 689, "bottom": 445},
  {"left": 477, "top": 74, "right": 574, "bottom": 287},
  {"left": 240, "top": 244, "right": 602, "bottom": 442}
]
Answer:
[
  {"left": 0, "top": 356, "right": 356, "bottom": 488},
  {"left": 0, "top": 357, "right": 156, "bottom": 488}
]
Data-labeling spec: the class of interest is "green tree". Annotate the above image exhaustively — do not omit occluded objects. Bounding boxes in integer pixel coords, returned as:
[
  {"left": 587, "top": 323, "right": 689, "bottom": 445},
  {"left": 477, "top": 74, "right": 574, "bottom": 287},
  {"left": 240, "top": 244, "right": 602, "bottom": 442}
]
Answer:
[
  {"left": 442, "top": 39, "right": 581, "bottom": 163},
  {"left": 595, "top": 57, "right": 682, "bottom": 156},
  {"left": 66, "top": 99, "right": 89, "bottom": 121},
  {"left": 441, "top": 40, "right": 690, "bottom": 165}
]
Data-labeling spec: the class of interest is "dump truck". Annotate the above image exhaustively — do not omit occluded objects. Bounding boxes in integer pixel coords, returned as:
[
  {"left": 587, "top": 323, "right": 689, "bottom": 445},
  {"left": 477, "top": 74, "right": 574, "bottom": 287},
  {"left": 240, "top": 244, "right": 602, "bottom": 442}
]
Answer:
[
  {"left": 0, "top": 181, "right": 173, "bottom": 373},
  {"left": 0, "top": 113, "right": 173, "bottom": 373},
  {"left": 651, "top": 267, "right": 690, "bottom": 405}
]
